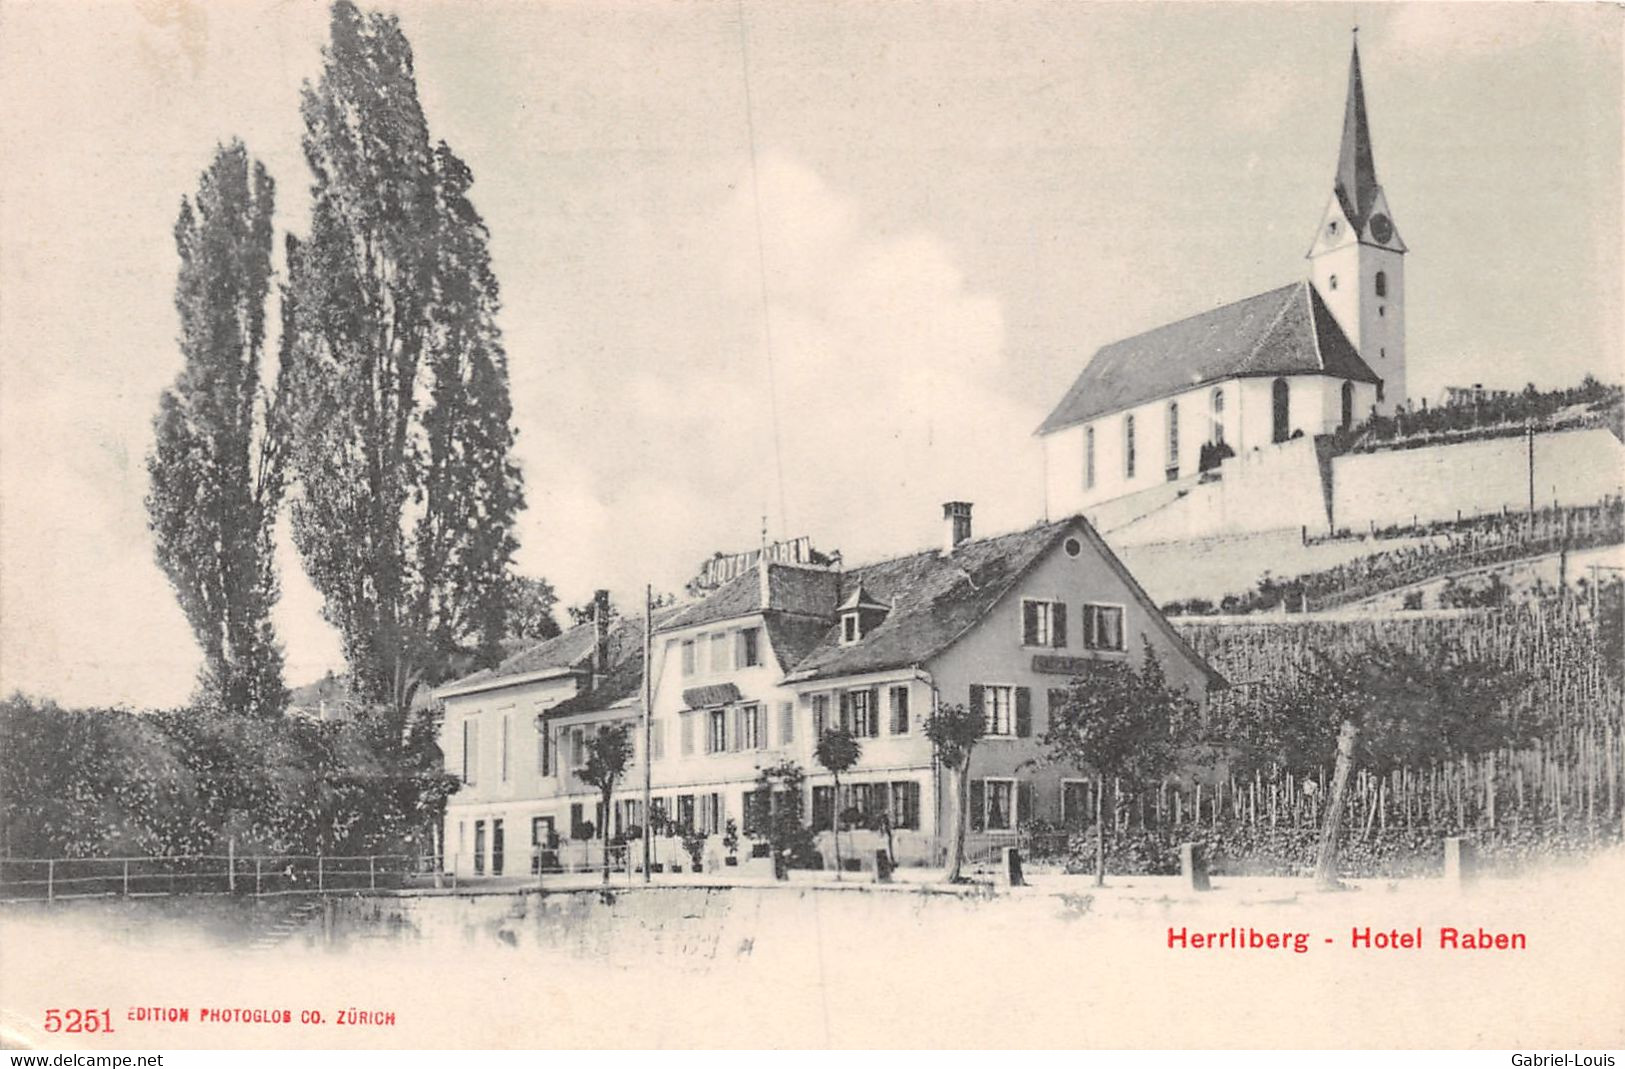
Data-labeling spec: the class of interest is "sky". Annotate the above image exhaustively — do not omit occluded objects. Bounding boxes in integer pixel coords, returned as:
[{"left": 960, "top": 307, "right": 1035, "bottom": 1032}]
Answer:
[{"left": 1, "top": 1, "right": 1620, "bottom": 709}]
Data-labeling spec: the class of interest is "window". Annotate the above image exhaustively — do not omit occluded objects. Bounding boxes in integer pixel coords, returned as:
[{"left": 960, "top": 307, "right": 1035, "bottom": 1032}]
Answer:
[
  {"left": 888, "top": 686, "right": 910, "bottom": 735},
  {"left": 846, "top": 688, "right": 878, "bottom": 737},
  {"left": 811, "top": 693, "right": 830, "bottom": 737},
  {"left": 841, "top": 614, "right": 859, "bottom": 645},
  {"left": 1377, "top": 380, "right": 1386, "bottom": 403},
  {"left": 710, "top": 632, "right": 730, "bottom": 673},
  {"left": 462, "top": 718, "right": 479, "bottom": 785},
  {"left": 681, "top": 640, "right": 696, "bottom": 677},
  {"left": 1084, "top": 426, "right": 1096, "bottom": 489},
  {"left": 1375, "top": 270, "right": 1387, "bottom": 298},
  {"left": 708, "top": 708, "right": 728, "bottom": 754},
  {"left": 811, "top": 785, "right": 835, "bottom": 830},
  {"left": 1166, "top": 402, "right": 1179, "bottom": 479},
  {"left": 985, "top": 778, "right": 1016, "bottom": 831},
  {"left": 1326, "top": 220, "right": 1339, "bottom": 237},
  {"left": 1124, "top": 414, "right": 1136, "bottom": 478},
  {"left": 699, "top": 793, "right": 722, "bottom": 835},
  {"left": 1062, "top": 780, "right": 1095, "bottom": 826},
  {"left": 491, "top": 819, "right": 505, "bottom": 876},
  {"left": 473, "top": 820, "right": 486, "bottom": 875},
  {"left": 1271, "top": 378, "right": 1290, "bottom": 443},
  {"left": 676, "top": 794, "right": 695, "bottom": 834},
  {"left": 889, "top": 781, "right": 921, "bottom": 830},
  {"left": 736, "top": 703, "right": 764, "bottom": 750},
  {"left": 738, "top": 628, "right": 761, "bottom": 668},
  {"left": 1341, "top": 381, "right": 1354, "bottom": 431},
  {"left": 983, "top": 685, "right": 1013, "bottom": 735},
  {"left": 1378, "top": 305, "right": 1385, "bottom": 318},
  {"left": 1083, "top": 604, "right": 1126, "bottom": 651},
  {"left": 779, "top": 701, "right": 795, "bottom": 745},
  {"left": 500, "top": 714, "right": 510, "bottom": 782},
  {"left": 1210, "top": 388, "right": 1225, "bottom": 445},
  {"left": 1064, "top": 536, "right": 1082, "bottom": 558},
  {"left": 1022, "top": 598, "right": 1068, "bottom": 648}
]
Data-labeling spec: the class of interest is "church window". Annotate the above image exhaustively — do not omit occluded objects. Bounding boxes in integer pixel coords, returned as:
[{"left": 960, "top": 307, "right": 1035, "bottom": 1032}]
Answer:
[
  {"left": 1210, "top": 389, "right": 1225, "bottom": 445},
  {"left": 1379, "top": 305, "right": 1386, "bottom": 317},
  {"left": 1165, "top": 402, "right": 1180, "bottom": 480},
  {"left": 1375, "top": 271, "right": 1387, "bottom": 298},
  {"left": 1377, "top": 381, "right": 1386, "bottom": 403},
  {"left": 1326, "top": 220, "right": 1339, "bottom": 237},
  {"left": 1124, "top": 415, "right": 1136, "bottom": 479},
  {"left": 1271, "top": 379, "right": 1290, "bottom": 443},
  {"left": 1084, "top": 426, "right": 1095, "bottom": 489},
  {"left": 1340, "top": 381, "right": 1354, "bottom": 431},
  {"left": 1328, "top": 275, "right": 1338, "bottom": 290},
  {"left": 1380, "top": 347, "right": 1386, "bottom": 360}
]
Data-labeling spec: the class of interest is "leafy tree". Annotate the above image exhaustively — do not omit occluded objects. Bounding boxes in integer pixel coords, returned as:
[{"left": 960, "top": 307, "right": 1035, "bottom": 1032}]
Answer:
[
  {"left": 813, "top": 727, "right": 861, "bottom": 878},
  {"left": 1234, "top": 641, "right": 1539, "bottom": 888},
  {"left": 1044, "top": 642, "right": 1197, "bottom": 887},
  {"left": 505, "top": 576, "right": 561, "bottom": 642},
  {"left": 747, "top": 760, "right": 819, "bottom": 876},
  {"left": 923, "top": 701, "right": 984, "bottom": 883},
  {"left": 576, "top": 724, "right": 632, "bottom": 885},
  {"left": 146, "top": 141, "right": 290, "bottom": 718},
  {"left": 283, "top": 1, "right": 523, "bottom": 733}
]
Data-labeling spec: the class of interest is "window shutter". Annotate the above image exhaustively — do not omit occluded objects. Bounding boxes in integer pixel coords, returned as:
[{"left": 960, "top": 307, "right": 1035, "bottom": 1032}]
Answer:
[
  {"left": 756, "top": 704, "right": 767, "bottom": 749},
  {"left": 906, "top": 782, "right": 921, "bottom": 829},
  {"left": 1015, "top": 687, "right": 1032, "bottom": 737},
  {"left": 1022, "top": 600, "right": 1038, "bottom": 645},
  {"left": 839, "top": 691, "right": 851, "bottom": 732},
  {"left": 681, "top": 714, "right": 693, "bottom": 756},
  {"left": 969, "top": 684, "right": 985, "bottom": 730},
  {"left": 970, "top": 780, "right": 985, "bottom": 832},
  {"left": 1017, "top": 781, "right": 1034, "bottom": 827},
  {"left": 1053, "top": 602, "right": 1068, "bottom": 648},
  {"left": 779, "top": 702, "right": 794, "bottom": 745},
  {"left": 868, "top": 687, "right": 881, "bottom": 736}
]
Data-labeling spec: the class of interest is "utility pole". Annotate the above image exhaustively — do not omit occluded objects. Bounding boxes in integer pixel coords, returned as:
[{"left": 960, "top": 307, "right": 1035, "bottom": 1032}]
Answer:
[
  {"left": 642, "top": 583, "right": 653, "bottom": 883},
  {"left": 1526, "top": 420, "right": 1535, "bottom": 514}
]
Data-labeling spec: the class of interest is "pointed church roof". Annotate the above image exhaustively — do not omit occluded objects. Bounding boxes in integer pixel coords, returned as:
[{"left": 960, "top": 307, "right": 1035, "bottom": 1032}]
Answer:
[
  {"left": 1036, "top": 281, "right": 1379, "bottom": 435},
  {"left": 1334, "top": 37, "right": 1381, "bottom": 233}
]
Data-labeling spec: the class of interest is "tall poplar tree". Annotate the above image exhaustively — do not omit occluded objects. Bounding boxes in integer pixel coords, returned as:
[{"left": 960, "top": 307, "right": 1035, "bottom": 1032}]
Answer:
[
  {"left": 283, "top": 1, "right": 523, "bottom": 730},
  {"left": 146, "top": 141, "right": 289, "bottom": 718}
]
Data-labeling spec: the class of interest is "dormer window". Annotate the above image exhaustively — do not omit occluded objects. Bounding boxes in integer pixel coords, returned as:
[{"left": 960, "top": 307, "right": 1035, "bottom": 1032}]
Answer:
[{"left": 838, "top": 583, "right": 889, "bottom": 645}]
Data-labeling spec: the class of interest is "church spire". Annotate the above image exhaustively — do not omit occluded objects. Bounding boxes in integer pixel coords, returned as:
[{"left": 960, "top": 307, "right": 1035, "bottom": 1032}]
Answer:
[{"left": 1333, "top": 34, "right": 1380, "bottom": 232}]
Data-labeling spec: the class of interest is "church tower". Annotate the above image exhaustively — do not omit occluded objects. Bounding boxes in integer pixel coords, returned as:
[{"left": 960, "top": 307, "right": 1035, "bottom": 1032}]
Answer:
[{"left": 1307, "top": 35, "right": 1408, "bottom": 415}]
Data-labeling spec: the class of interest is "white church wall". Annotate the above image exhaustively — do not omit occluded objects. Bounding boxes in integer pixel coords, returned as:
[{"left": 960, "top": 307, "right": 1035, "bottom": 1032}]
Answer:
[
  {"left": 1331, "top": 427, "right": 1625, "bottom": 532},
  {"left": 1105, "top": 435, "right": 1332, "bottom": 545}
]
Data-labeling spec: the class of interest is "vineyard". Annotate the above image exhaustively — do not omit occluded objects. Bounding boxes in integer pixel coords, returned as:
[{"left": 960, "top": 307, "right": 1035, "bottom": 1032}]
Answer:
[
  {"left": 1026, "top": 602, "right": 1624, "bottom": 877},
  {"left": 1160, "top": 496, "right": 1623, "bottom": 616}
]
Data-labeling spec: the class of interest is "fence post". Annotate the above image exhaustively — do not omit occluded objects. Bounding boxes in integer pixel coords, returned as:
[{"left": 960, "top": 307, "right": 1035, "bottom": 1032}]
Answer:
[
  {"left": 122, "top": 860, "right": 130, "bottom": 897},
  {"left": 317, "top": 856, "right": 324, "bottom": 894},
  {"left": 46, "top": 859, "right": 54, "bottom": 902},
  {"left": 369, "top": 856, "right": 376, "bottom": 891},
  {"left": 254, "top": 858, "right": 262, "bottom": 897},
  {"left": 228, "top": 837, "right": 236, "bottom": 894}
]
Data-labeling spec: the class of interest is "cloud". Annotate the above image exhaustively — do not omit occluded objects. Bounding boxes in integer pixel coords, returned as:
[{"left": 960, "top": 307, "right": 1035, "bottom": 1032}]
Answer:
[{"left": 511, "top": 152, "right": 1043, "bottom": 611}]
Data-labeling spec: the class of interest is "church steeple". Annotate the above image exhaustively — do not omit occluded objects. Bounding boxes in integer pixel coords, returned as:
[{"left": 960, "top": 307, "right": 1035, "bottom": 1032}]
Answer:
[
  {"left": 1307, "top": 32, "right": 1408, "bottom": 416},
  {"left": 1334, "top": 35, "right": 1380, "bottom": 233}
]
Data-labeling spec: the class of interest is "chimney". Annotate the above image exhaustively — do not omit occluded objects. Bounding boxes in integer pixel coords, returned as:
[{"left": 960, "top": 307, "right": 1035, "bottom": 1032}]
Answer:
[
  {"left": 942, "top": 501, "right": 973, "bottom": 554},
  {"left": 592, "top": 589, "right": 611, "bottom": 678}
]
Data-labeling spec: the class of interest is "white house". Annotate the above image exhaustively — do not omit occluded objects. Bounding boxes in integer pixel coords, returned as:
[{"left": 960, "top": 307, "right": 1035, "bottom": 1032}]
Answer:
[{"left": 433, "top": 503, "right": 1224, "bottom": 875}]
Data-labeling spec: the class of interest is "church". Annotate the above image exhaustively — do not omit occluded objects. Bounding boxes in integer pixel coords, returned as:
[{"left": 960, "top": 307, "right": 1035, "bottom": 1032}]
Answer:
[{"left": 1039, "top": 38, "right": 1407, "bottom": 520}]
